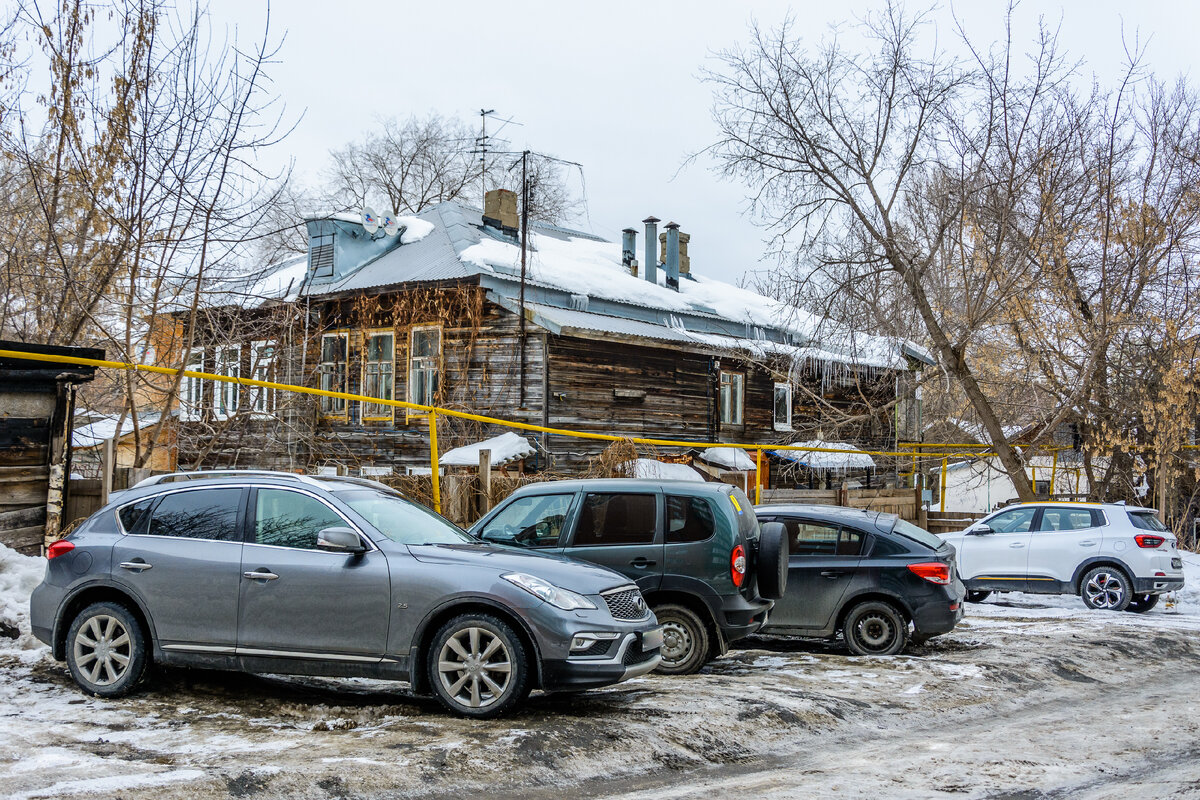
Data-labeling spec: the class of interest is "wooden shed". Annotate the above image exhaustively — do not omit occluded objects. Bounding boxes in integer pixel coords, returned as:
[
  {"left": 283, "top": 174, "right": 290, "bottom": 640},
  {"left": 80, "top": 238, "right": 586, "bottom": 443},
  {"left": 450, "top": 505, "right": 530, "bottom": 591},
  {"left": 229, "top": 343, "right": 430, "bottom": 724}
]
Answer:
[{"left": 0, "top": 341, "right": 100, "bottom": 555}]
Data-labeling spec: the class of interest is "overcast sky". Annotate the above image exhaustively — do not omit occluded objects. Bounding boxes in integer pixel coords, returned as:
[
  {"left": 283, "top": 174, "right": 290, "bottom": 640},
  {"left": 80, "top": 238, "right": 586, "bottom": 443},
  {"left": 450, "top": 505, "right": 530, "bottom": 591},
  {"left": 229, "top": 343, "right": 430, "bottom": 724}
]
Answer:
[{"left": 209, "top": 0, "right": 1196, "bottom": 286}]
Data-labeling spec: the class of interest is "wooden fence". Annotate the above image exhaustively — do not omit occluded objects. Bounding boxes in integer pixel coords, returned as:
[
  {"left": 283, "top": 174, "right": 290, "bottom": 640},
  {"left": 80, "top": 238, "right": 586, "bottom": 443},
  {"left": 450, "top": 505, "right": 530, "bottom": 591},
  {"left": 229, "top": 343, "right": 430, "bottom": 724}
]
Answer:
[{"left": 759, "top": 487, "right": 921, "bottom": 525}]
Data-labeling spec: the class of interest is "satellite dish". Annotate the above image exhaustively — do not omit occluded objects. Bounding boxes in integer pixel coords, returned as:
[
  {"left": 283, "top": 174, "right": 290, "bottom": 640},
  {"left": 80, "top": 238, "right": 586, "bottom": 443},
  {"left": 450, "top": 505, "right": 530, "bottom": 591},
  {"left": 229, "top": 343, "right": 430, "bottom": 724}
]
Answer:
[
  {"left": 382, "top": 211, "right": 399, "bottom": 237},
  {"left": 361, "top": 207, "right": 379, "bottom": 234}
]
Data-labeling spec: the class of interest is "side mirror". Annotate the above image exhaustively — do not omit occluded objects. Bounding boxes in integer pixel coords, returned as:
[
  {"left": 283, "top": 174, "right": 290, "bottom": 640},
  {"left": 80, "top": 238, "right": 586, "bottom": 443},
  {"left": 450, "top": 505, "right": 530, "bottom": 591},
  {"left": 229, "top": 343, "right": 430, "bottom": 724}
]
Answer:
[
  {"left": 968, "top": 524, "right": 994, "bottom": 536},
  {"left": 317, "top": 526, "right": 367, "bottom": 553}
]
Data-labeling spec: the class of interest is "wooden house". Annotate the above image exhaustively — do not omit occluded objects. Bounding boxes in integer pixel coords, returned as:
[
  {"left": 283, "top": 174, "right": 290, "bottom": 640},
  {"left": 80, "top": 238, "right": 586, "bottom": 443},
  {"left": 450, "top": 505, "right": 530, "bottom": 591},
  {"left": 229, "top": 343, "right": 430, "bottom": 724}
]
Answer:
[{"left": 171, "top": 193, "right": 932, "bottom": 479}]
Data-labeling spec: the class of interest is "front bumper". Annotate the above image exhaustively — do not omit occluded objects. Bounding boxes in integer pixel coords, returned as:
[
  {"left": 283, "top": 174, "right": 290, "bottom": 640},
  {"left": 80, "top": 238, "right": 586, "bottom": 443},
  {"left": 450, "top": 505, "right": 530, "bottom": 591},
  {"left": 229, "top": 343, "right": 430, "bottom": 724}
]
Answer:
[
  {"left": 541, "top": 626, "right": 663, "bottom": 691},
  {"left": 1133, "top": 576, "right": 1185, "bottom": 594}
]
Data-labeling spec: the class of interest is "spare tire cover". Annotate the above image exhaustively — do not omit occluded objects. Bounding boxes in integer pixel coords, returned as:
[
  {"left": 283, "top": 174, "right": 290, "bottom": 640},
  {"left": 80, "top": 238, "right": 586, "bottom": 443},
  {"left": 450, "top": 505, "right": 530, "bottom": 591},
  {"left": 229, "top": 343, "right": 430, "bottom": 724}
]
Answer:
[{"left": 756, "top": 521, "right": 789, "bottom": 600}]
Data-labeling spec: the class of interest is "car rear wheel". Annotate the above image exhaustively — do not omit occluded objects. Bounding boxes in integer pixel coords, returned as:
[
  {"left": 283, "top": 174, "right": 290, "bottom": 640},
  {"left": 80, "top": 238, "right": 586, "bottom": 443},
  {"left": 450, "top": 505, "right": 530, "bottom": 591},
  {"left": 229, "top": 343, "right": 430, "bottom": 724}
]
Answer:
[
  {"left": 843, "top": 601, "right": 908, "bottom": 656},
  {"left": 1125, "top": 593, "right": 1159, "bottom": 613},
  {"left": 428, "top": 614, "right": 530, "bottom": 718},
  {"left": 65, "top": 602, "right": 148, "bottom": 697},
  {"left": 965, "top": 590, "right": 992, "bottom": 603},
  {"left": 652, "top": 604, "right": 710, "bottom": 675},
  {"left": 1080, "top": 566, "right": 1132, "bottom": 611}
]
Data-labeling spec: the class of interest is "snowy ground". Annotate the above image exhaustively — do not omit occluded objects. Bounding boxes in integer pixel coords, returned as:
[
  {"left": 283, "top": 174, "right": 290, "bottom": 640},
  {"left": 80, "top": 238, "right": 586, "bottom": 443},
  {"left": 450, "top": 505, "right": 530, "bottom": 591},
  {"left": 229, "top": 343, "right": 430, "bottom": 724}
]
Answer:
[{"left": 2, "top": 544, "right": 1199, "bottom": 799}]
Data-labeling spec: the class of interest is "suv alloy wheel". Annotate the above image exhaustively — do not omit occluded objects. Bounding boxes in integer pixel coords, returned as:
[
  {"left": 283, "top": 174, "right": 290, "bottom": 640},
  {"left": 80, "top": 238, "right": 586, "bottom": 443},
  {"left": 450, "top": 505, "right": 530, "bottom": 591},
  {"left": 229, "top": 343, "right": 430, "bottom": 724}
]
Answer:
[
  {"left": 1080, "top": 566, "right": 1132, "bottom": 611},
  {"left": 66, "top": 601, "right": 149, "bottom": 697},
  {"left": 427, "top": 614, "right": 531, "bottom": 718}
]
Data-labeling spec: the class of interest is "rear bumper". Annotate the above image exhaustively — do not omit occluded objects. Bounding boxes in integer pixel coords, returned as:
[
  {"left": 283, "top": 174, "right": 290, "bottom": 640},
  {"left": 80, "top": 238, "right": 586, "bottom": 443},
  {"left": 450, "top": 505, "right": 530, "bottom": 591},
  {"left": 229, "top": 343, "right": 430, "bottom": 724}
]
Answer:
[
  {"left": 716, "top": 594, "right": 773, "bottom": 643},
  {"left": 1133, "top": 576, "right": 1185, "bottom": 594},
  {"left": 542, "top": 628, "right": 663, "bottom": 690},
  {"left": 911, "top": 581, "right": 966, "bottom": 637}
]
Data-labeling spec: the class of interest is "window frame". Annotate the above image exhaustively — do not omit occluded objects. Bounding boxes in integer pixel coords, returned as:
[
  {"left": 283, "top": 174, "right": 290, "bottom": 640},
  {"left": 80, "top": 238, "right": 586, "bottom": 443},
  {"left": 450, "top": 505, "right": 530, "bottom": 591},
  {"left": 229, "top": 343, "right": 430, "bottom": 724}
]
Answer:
[
  {"left": 984, "top": 506, "right": 1041, "bottom": 534},
  {"left": 407, "top": 323, "right": 442, "bottom": 414},
  {"left": 180, "top": 347, "right": 206, "bottom": 421},
  {"left": 479, "top": 492, "right": 579, "bottom": 548},
  {"left": 246, "top": 486, "right": 374, "bottom": 553},
  {"left": 318, "top": 331, "right": 350, "bottom": 418},
  {"left": 775, "top": 517, "right": 864, "bottom": 558},
  {"left": 118, "top": 486, "right": 247, "bottom": 543},
  {"left": 361, "top": 328, "right": 396, "bottom": 421},
  {"left": 719, "top": 370, "right": 744, "bottom": 426},
  {"left": 214, "top": 344, "right": 242, "bottom": 420},
  {"left": 773, "top": 381, "right": 792, "bottom": 431},
  {"left": 248, "top": 340, "right": 277, "bottom": 416},
  {"left": 565, "top": 492, "right": 661, "bottom": 548},
  {"left": 1034, "top": 506, "right": 1104, "bottom": 533}
]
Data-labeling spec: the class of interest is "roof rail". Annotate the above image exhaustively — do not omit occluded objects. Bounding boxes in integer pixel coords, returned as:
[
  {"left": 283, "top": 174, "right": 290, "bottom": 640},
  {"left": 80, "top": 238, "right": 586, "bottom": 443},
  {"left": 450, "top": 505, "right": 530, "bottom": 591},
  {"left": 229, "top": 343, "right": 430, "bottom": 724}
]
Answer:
[{"left": 130, "top": 470, "right": 323, "bottom": 490}]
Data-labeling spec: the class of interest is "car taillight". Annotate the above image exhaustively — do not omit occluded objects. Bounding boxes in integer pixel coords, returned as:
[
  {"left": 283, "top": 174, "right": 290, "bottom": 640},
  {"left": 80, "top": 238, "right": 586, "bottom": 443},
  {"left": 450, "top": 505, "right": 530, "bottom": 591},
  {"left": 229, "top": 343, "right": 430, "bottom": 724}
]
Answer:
[
  {"left": 47, "top": 540, "right": 75, "bottom": 559},
  {"left": 908, "top": 562, "right": 951, "bottom": 585},
  {"left": 1135, "top": 534, "right": 1165, "bottom": 549},
  {"left": 730, "top": 545, "right": 747, "bottom": 588}
]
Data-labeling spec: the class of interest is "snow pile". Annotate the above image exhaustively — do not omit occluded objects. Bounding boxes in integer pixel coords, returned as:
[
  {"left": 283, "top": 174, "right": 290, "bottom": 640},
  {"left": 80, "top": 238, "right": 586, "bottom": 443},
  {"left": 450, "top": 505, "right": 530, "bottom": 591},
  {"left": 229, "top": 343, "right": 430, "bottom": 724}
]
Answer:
[
  {"left": 1176, "top": 550, "right": 1200, "bottom": 612},
  {"left": 625, "top": 459, "right": 705, "bottom": 482},
  {"left": 699, "top": 447, "right": 756, "bottom": 471},
  {"left": 772, "top": 441, "right": 876, "bottom": 471},
  {"left": 399, "top": 216, "right": 434, "bottom": 244},
  {"left": 440, "top": 432, "right": 535, "bottom": 468},
  {"left": 0, "top": 543, "right": 46, "bottom": 656}
]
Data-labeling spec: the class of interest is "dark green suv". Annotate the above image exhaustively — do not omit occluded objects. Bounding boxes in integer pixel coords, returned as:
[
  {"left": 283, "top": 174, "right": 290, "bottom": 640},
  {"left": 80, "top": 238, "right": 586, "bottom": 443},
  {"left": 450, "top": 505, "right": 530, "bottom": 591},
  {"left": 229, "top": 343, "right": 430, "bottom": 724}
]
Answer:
[{"left": 471, "top": 479, "right": 788, "bottom": 675}]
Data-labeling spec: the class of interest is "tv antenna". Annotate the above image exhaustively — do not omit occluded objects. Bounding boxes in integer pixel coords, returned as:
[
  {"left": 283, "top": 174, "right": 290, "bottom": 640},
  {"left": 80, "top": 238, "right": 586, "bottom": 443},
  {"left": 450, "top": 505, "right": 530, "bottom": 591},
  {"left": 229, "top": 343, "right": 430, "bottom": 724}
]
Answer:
[{"left": 474, "top": 109, "right": 522, "bottom": 204}]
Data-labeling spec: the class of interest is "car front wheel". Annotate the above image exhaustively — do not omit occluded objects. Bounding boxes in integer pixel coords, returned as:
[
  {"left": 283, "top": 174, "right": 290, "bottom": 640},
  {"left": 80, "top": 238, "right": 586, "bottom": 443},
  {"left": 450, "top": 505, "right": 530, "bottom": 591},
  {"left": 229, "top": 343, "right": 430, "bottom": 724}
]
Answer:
[
  {"left": 1080, "top": 566, "right": 1132, "bottom": 611},
  {"left": 843, "top": 601, "right": 908, "bottom": 656},
  {"left": 1125, "top": 593, "right": 1159, "bottom": 613},
  {"left": 652, "top": 604, "right": 710, "bottom": 675},
  {"left": 428, "top": 614, "right": 530, "bottom": 719},
  {"left": 65, "top": 601, "right": 149, "bottom": 697}
]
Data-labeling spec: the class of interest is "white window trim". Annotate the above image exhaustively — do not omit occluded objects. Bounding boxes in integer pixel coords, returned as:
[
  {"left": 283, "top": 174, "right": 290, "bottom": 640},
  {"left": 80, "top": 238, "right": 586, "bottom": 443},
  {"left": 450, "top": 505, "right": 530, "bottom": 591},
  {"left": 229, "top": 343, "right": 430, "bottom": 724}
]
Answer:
[
  {"left": 214, "top": 345, "right": 241, "bottom": 421},
  {"left": 361, "top": 330, "right": 395, "bottom": 421},
  {"left": 319, "top": 331, "right": 349, "bottom": 417},
  {"left": 773, "top": 381, "right": 793, "bottom": 431},
  {"left": 181, "top": 348, "right": 205, "bottom": 421},
  {"left": 719, "top": 371, "right": 744, "bottom": 426},
  {"left": 249, "top": 340, "right": 276, "bottom": 417}
]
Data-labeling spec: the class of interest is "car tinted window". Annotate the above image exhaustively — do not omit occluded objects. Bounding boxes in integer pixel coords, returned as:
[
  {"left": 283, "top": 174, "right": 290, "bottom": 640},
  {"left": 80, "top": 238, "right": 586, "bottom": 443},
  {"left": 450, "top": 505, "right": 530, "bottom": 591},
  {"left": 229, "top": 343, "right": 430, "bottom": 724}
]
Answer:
[
  {"left": 666, "top": 495, "right": 717, "bottom": 543},
  {"left": 337, "top": 489, "right": 474, "bottom": 545},
  {"left": 1127, "top": 511, "right": 1167, "bottom": 531},
  {"left": 985, "top": 507, "right": 1037, "bottom": 533},
  {"left": 869, "top": 535, "right": 908, "bottom": 556},
  {"left": 729, "top": 487, "right": 758, "bottom": 541},
  {"left": 118, "top": 498, "right": 155, "bottom": 535},
  {"left": 1037, "top": 507, "right": 1099, "bottom": 532},
  {"left": 480, "top": 493, "right": 573, "bottom": 547},
  {"left": 146, "top": 488, "right": 242, "bottom": 542},
  {"left": 891, "top": 518, "right": 945, "bottom": 550},
  {"left": 573, "top": 493, "right": 656, "bottom": 546},
  {"left": 784, "top": 520, "right": 841, "bottom": 556},
  {"left": 254, "top": 489, "right": 346, "bottom": 550}
]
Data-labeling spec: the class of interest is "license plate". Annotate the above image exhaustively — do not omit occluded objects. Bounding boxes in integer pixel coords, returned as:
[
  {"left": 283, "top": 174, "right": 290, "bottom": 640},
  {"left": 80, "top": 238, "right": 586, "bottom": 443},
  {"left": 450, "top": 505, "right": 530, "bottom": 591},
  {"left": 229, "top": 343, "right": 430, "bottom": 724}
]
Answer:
[
  {"left": 1172, "top": 557, "right": 1183, "bottom": 569},
  {"left": 641, "top": 625, "right": 664, "bottom": 652}
]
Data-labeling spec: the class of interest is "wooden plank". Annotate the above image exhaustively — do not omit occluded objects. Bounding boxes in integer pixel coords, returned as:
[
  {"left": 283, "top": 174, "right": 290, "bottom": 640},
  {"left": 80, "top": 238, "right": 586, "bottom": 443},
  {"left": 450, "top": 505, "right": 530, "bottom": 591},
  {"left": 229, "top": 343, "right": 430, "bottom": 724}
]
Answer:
[
  {"left": 1, "top": 524, "right": 45, "bottom": 554},
  {"left": 0, "top": 505, "right": 45, "bottom": 529},
  {"left": 0, "top": 465, "right": 50, "bottom": 482}
]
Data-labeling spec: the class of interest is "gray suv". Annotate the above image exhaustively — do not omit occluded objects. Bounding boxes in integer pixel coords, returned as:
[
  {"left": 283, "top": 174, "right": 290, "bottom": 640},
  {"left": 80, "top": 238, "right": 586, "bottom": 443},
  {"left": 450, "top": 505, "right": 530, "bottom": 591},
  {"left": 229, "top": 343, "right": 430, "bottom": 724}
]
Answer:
[
  {"left": 30, "top": 472, "right": 663, "bottom": 718},
  {"left": 471, "top": 479, "right": 787, "bottom": 675}
]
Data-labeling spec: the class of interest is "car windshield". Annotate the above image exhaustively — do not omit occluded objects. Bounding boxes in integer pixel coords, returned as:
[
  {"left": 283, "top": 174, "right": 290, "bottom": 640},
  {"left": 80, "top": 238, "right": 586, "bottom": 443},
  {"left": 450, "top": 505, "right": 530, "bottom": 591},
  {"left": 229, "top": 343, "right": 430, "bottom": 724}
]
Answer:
[
  {"left": 891, "top": 518, "right": 946, "bottom": 550},
  {"left": 1127, "top": 511, "right": 1168, "bottom": 532},
  {"left": 335, "top": 489, "right": 475, "bottom": 545}
]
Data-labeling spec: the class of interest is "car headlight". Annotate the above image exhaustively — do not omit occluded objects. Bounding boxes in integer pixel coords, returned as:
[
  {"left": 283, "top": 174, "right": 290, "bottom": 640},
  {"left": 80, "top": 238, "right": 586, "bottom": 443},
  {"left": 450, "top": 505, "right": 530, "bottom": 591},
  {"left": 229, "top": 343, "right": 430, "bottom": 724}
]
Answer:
[{"left": 502, "top": 573, "right": 597, "bottom": 611}]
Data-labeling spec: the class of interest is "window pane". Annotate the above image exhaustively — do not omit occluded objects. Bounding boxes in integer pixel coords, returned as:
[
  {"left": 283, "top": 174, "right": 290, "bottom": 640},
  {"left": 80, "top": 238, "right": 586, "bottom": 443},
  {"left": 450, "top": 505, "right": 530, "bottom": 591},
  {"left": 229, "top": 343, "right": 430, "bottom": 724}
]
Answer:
[
  {"left": 337, "top": 489, "right": 473, "bottom": 545},
  {"left": 118, "top": 498, "right": 155, "bottom": 535},
  {"left": 481, "top": 494, "right": 574, "bottom": 547},
  {"left": 837, "top": 527, "right": 865, "bottom": 556},
  {"left": 666, "top": 495, "right": 717, "bottom": 543},
  {"left": 1037, "top": 508, "right": 1097, "bottom": 531},
  {"left": 1128, "top": 511, "right": 1166, "bottom": 531},
  {"left": 987, "top": 507, "right": 1037, "bottom": 533},
  {"left": 147, "top": 489, "right": 242, "bottom": 542},
  {"left": 366, "top": 333, "right": 393, "bottom": 363},
  {"left": 774, "top": 384, "right": 790, "bottom": 427},
  {"left": 785, "top": 520, "right": 841, "bottom": 556},
  {"left": 411, "top": 328, "right": 439, "bottom": 359},
  {"left": 574, "top": 493, "right": 657, "bottom": 546},
  {"left": 254, "top": 489, "right": 346, "bottom": 550}
]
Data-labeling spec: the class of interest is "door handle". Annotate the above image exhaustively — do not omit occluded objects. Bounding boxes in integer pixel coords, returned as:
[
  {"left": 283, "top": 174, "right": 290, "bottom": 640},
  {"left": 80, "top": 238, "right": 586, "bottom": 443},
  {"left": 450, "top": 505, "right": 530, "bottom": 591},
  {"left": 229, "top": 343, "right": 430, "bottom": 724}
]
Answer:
[
  {"left": 629, "top": 558, "right": 657, "bottom": 568},
  {"left": 119, "top": 560, "right": 152, "bottom": 572},
  {"left": 243, "top": 570, "right": 279, "bottom": 581},
  {"left": 1009, "top": 543, "right": 1025, "bottom": 549},
  {"left": 820, "top": 570, "right": 845, "bottom": 579},
  {"left": 1078, "top": 540, "right": 1097, "bottom": 547}
]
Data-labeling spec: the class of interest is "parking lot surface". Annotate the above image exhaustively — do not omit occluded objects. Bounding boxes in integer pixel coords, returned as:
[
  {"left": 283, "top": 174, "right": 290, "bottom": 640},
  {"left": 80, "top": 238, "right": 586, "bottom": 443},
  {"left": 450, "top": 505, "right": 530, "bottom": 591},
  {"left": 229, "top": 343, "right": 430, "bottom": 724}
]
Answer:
[{"left": 2, "top": 546, "right": 1198, "bottom": 799}]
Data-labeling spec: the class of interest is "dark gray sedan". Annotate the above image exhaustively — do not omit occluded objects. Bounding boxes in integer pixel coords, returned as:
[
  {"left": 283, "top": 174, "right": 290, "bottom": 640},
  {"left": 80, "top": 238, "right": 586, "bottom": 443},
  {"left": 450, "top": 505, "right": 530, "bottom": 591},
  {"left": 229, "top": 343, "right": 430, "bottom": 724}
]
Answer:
[{"left": 30, "top": 472, "right": 663, "bottom": 718}]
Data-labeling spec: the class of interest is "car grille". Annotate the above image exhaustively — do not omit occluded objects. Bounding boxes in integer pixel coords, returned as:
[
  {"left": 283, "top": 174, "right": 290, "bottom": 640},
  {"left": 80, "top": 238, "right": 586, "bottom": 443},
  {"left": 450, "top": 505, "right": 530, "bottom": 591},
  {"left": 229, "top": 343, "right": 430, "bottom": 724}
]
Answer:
[
  {"left": 622, "top": 638, "right": 657, "bottom": 667},
  {"left": 602, "top": 587, "right": 650, "bottom": 621}
]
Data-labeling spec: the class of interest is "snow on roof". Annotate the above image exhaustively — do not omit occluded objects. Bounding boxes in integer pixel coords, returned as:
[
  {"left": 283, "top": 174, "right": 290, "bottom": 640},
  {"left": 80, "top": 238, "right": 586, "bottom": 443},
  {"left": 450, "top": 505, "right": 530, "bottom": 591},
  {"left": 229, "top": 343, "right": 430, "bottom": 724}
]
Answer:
[
  {"left": 72, "top": 412, "right": 167, "bottom": 449},
  {"left": 439, "top": 432, "right": 535, "bottom": 467},
  {"left": 699, "top": 447, "right": 757, "bottom": 471},
  {"left": 625, "top": 458, "right": 706, "bottom": 481},
  {"left": 939, "top": 418, "right": 1026, "bottom": 445},
  {"left": 771, "top": 441, "right": 876, "bottom": 471}
]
